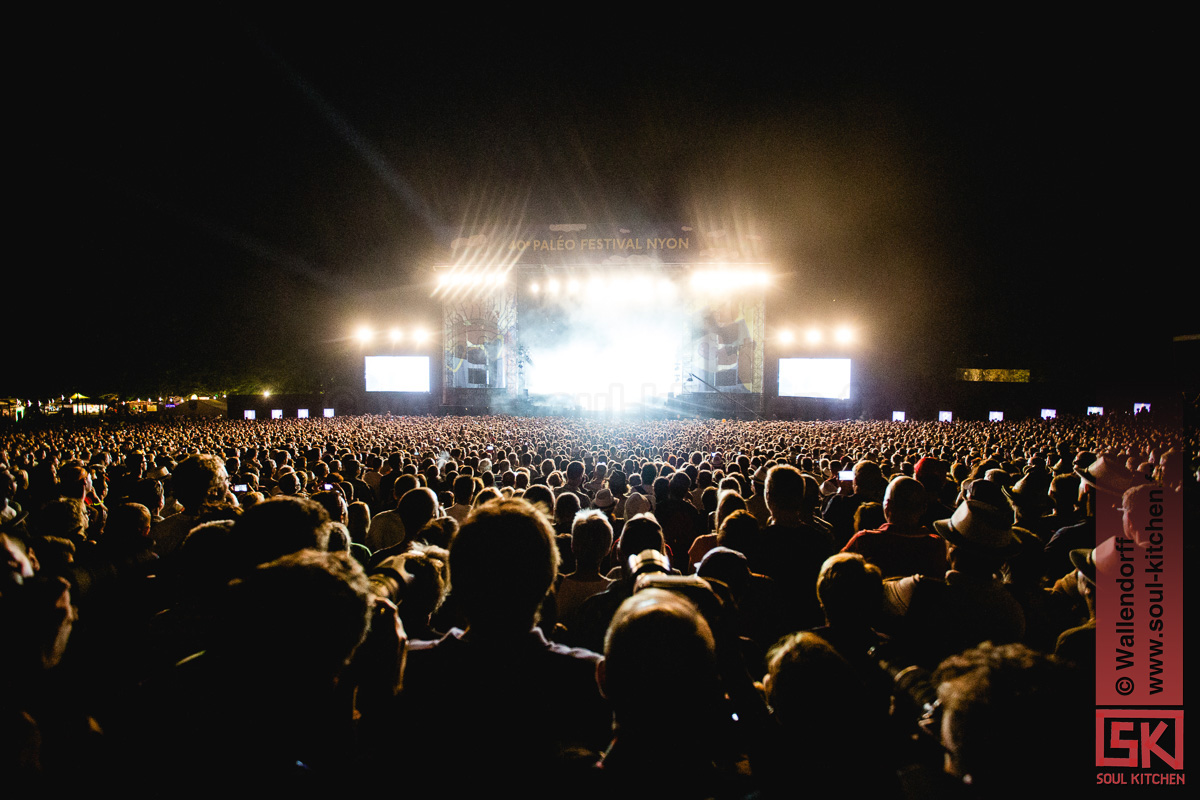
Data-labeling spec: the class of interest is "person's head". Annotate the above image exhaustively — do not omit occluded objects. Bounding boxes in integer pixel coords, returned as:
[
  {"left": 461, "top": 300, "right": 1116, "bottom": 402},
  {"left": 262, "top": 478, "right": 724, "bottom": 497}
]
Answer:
[
  {"left": 716, "top": 508, "right": 757, "bottom": 555},
  {"left": 1049, "top": 473, "right": 1080, "bottom": 512},
  {"left": 715, "top": 490, "right": 746, "bottom": 530},
  {"left": 57, "top": 464, "right": 92, "bottom": 500},
  {"left": 310, "top": 489, "right": 349, "bottom": 525},
  {"left": 1121, "top": 482, "right": 1164, "bottom": 546},
  {"left": 599, "top": 589, "right": 721, "bottom": 733},
  {"left": 376, "top": 543, "right": 449, "bottom": 627},
  {"left": 571, "top": 509, "right": 614, "bottom": 571},
  {"left": 883, "top": 476, "right": 927, "bottom": 526},
  {"left": 172, "top": 455, "right": 230, "bottom": 513},
  {"left": 765, "top": 464, "right": 805, "bottom": 518},
  {"left": 850, "top": 501, "right": 882, "bottom": 533},
  {"left": 219, "top": 549, "right": 373, "bottom": 685},
  {"left": 232, "top": 496, "right": 334, "bottom": 568},
  {"left": 934, "top": 480, "right": 1015, "bottom": 576},
  {"left": 452, "top": 474, "right": 475, "bottom": 506},
  {"left": 617, "top": 513, "right": 665, "bottom": 569},
  {"left": 668, "top": 471, "right": 691, "bottom": 499},
  {"left": 103, "top": 502, "right": 153, "bottom": 553},
  {"left": 764, "top": 631, "right": 859, "bottom": 729},
  {"left": 276, "top": 471, "right": 303, "bottom": 496},
  {"left": 449, "top": 498, "right": 559, "bottom": 632},
  {"left": 934, "top": 643, "right": 1087, "bottom": 794},
  {"left": 398, "top": 487, "right": 439, "bottom": 540},
  {"left": 554, "top": 491, "right": 582, "bottom": 529},
  {"left": 816, "top": 553, "right": 882, "bottom": 628}
]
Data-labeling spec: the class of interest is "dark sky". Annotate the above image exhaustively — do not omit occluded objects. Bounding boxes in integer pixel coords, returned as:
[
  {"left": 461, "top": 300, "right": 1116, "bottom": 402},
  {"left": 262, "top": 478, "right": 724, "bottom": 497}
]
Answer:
[{"left": 13, "top": 18, "right": 1191, "bottom": 399}]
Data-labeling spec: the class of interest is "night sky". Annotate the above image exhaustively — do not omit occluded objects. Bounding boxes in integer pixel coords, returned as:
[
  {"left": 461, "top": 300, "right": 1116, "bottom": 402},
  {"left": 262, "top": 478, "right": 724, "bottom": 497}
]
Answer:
[{"left": 13, "top": 18, "right": 1191, "bottom": 400}]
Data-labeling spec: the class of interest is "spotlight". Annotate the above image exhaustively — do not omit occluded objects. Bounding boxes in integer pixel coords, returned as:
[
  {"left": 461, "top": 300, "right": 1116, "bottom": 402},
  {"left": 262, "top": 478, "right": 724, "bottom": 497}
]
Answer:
[
  {"left": 413, "top": 328, "right": 430, "bottom": 344},
  {"left": 356, "top": 326, "right": 374, "bottom": 344},
  {"left": 806, "top": 329, "right": 822, "bottom": 344},
  {"left": 567, "top": 279, "right": 580, "bottom": 294},
  {"left": 547, "top": 278, "right": 560, "bottom": 294},
  {"left": 779, "top": 330, "right": 795, "bottom": 344},
  {"left": 530, "top": 282, "right": 540, "bottom": 294},
  {"left": 834, "top": 327, "right": 853, "bottom": 344},
  {"left": 389, "top": 328, "right": 403, "bottom": 343},
  {"left": 263, "top": 390, "right": 271, "bottom": 398}
]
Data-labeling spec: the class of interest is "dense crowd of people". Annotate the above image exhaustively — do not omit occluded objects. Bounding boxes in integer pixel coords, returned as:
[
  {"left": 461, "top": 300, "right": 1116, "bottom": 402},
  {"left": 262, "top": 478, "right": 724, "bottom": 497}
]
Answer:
[{"left": 1, "top": 411, "right": 1193, "bottom": 796}]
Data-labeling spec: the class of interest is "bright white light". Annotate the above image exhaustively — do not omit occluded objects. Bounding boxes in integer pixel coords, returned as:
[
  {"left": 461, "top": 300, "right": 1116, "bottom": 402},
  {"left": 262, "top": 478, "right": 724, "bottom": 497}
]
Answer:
[
  {"left": 1041, "top": 409, "right": 1057, "bottom": 419},
  {"left": 547, "top": 279, "right": 560, "bottom": 294},
  {"left": 567, "top": 279, "right": 580, "bottom": 294},
  {"left": 356, "top": 326, "right": 374, "bottom": 344},
  {"left": 892, "top": 411, "right": 906, "bottom": 422},
  {"left": 939, "top": 411, "right": 953, "bottom": 422},
  {"left": 413, "top": 329, "right": 430, "bottom": 344},
  {"left": 389, "top": 328, "right": 403, "bottom": 343},
  {"left": 806, "top": 329, "right": 823, "bottom": 344},
  {"left": 530, "top": 282, "right": 540, "bottom": 294},
  {"left": 779, "top": 330, "right": 795, "bottom": 344},
  {"left": 525, "top": 304, "right": 689, "bottom": 410},
  {"left": 989, "top": 411, "right": 1004, "bottom": 421},
  {"left": 262, "top": 390, "right": 271, "bottom": 398},
  {"left": 689, "top": 270, "right": 769, "bottom": 292},
  {"left": 834, "top": 327, "right": 853, "bottom": 344}
]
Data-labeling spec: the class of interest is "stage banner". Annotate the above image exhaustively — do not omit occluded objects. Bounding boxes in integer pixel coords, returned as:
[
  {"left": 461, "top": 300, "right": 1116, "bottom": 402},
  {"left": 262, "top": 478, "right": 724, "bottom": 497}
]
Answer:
[{"left": 443, "top": 292, "right": 518, "bottom": 401}]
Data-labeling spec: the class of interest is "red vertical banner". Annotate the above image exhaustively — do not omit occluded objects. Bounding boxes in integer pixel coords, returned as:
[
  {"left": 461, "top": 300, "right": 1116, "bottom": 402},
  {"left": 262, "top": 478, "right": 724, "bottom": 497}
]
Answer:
[{"left": 1093, "top": 444, "right": 1184, "bottom": 775}]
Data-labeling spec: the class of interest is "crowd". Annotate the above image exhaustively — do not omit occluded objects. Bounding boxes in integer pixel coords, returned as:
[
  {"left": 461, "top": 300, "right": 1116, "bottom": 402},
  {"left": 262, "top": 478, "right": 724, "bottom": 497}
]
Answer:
[{"left": 1, "top": 411, "right": 1193, "bottom": 796}]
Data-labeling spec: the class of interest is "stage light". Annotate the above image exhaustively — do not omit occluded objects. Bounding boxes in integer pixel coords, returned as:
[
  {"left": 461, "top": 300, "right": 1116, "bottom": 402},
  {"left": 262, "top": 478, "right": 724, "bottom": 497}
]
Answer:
[
  {"left": 834, "top": 327, "right": 853, "bottom": 344},
  {"left": 547, "top": 278, "right": 560, "bottom": 294},
  {"left": 389, "top": 328, "right": 403, "bottom": 343},
  {"left": 779, "top": 330, "right": 795, "bottom": 344},
  {"left": 806, "top": 329, "right": 822, "bottom": 344},
  {"left": 530, "top": 282, "right": 540, "bottom": 294},
  {"left": 658, "top": 278, "right": 677, "bottom": 296},
  {"left": 413, "top": 328, "right": 430, "bottom": 344},
  {"left": 263, "top": 390, "right": 271, "bottom": 398},
  {"left": 567, "top": 279, "right": 580, "bottom": 294},
  {"left": 356, "top": 326, "right": 374, "bottom": 344},
  {"left": 689, "top": 270, "right": 770, "bottom": 292}
]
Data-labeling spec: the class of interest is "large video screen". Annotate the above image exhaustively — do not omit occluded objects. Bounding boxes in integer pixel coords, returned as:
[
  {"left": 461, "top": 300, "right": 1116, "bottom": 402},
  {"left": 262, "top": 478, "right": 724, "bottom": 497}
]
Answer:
[
  {"left": 778, "top": 358, "right": 851, "bottom": 399},
  {"left": 365, "top": 356, "right": 431, "bottom": 392}
]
